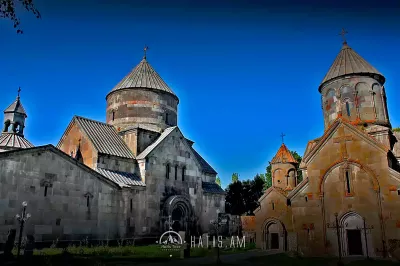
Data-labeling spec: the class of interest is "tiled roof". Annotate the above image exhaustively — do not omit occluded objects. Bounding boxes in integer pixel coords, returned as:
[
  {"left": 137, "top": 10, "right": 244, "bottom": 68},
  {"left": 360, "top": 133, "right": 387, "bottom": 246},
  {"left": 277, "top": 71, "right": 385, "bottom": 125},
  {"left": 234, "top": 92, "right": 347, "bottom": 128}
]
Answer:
[
  {"left": 136, "top": 126, "right": 177, "bottom": 159},
  {"left": 74, "top": 116, "right": 135, "bottom": 159},
  {"left": 190, "top": 147, "right": 217, "bottom": 175},
  {"left": 270, "top": 143, "right": 298, "bottom": 164},
  {"left": 320, "top": 42, "right": 384, "bottom": 90},
  {"left": 96, "top": 168, "right": 145, "bottom": 187},
  {"left": 202, "top": 181, "right": 225, "bottom": 194},
  {"left": 0, "top": 133, "right": 34, "bottom": 150},
  {"left": 4, "top": 97, "right": 26, "bottom": 116},
  {"left": 108, "top": 58, "right": 176, "bottom": 97}
]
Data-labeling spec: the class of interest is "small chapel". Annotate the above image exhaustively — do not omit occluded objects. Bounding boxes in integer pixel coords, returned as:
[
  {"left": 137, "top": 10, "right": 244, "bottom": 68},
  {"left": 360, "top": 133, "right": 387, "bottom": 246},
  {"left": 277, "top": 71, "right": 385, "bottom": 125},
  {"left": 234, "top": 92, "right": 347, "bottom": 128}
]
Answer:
[
  {"left": 0, "top": 49, "right": 225, "bottom": 244},
  {"left": 255, "top": 33, "right": 400, "bottom": 258}
]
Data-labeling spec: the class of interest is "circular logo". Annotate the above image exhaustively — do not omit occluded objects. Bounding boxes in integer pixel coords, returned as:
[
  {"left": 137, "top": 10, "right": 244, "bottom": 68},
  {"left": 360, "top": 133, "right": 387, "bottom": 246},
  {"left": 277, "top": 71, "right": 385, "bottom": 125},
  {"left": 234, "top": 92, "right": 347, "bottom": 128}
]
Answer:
[{"left": 157, "top": 230, "right": 183, "bottom": 251}]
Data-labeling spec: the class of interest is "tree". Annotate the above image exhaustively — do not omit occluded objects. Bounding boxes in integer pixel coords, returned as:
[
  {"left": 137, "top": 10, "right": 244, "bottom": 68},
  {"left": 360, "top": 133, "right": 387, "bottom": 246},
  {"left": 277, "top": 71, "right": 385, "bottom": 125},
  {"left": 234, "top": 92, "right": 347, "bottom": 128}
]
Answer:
[
  {"left": 225, "top": 174, "right": 265, "bottom": 216},
  {"left": 231, "top": 173, "right": 239, "bottom": 183},
  {"left": 290, "top": 150, "right": 303, "bottom": 184},
  {"left": 1, "top": 0, "right": 41, "bottom": 34},
  {"left": 215, "top": 176, "right": 221, "bottom": 186}
]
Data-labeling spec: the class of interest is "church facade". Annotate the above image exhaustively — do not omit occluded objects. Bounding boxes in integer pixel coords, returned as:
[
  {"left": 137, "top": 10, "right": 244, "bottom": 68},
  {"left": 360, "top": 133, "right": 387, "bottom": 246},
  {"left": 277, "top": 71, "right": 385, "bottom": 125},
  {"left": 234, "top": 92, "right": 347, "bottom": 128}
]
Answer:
[
  {"left": 255, "top": 39, "right": 400, "bottom": 258},
  {"left": 0, "top": 52, "right": 225, "bottom": 243}
]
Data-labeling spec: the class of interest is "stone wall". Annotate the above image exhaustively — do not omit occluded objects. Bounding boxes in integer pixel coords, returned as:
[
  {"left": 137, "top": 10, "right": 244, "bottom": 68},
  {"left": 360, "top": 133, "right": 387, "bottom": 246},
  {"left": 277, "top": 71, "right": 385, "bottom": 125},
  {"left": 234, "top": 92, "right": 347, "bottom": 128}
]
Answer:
[
  {"left": 57, "top": 122, "right": 97, "bottom": 169},
  {"left": 106, "top": 89, "right": 178, "bottom": 132},
  {"left": 0, "top": 147, "right": 124, "bottom": 243},
  {"left": 137, "top": 128, "right": 222, "bottom": 234},
  {"left": 320, "top": 76, "right": 390, "bottom": 131}
]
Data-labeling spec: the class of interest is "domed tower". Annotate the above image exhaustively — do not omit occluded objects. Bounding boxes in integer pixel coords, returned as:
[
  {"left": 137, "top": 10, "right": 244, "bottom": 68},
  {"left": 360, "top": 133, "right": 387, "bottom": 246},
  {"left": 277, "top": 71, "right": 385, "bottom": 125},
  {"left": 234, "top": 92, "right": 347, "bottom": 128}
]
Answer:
[
  {"left": 106, "top": 48, "right": 179, "bottom": 132},
  {"left": 320, "top": 31, "right": 392, "bottom": 147},
  {"left": 0, "top": 88, "right": 34, "bottom": 152}
]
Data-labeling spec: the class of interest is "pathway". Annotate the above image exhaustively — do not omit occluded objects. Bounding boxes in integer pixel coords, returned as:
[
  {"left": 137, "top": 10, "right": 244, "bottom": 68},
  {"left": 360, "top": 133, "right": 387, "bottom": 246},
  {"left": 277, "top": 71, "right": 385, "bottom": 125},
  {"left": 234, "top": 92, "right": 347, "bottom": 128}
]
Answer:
[{"left": 133, "top": 249, "right": 281, "bottom": 266}]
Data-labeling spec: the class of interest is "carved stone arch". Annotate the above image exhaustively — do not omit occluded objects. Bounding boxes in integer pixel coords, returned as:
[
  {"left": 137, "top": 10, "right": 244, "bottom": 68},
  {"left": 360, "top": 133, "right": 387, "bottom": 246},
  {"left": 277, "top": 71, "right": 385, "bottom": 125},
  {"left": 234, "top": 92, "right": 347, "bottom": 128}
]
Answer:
[
  {"left": 318, "top": 159, "right": 380, "bottom": 194},
  {"left": 163, "top": 195, "right": 194, "bottom": 232},
  {"left": 261, "top": 217, "right": 287, "bottom": 251}
]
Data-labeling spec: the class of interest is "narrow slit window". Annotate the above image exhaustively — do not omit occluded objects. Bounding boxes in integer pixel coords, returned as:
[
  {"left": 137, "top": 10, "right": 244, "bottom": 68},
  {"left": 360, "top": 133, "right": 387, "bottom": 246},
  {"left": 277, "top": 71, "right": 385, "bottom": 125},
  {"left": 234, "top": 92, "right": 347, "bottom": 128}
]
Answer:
[
  {"left": 130, "top": 199, "right": 133, "bottom": 213},
  {"left": 112, "top": 111, "right": 115, "bottom": 121},
  {"left": 346, "top": 102, "right": 351, "bottom": 116},
  {"left": 182, "top": 167, "right": 185, "bottom": 181},
  {"left": 345, "top": 170, "right": 351, "bottom": 194},
  {"left": 166, "top": 113, "right": 169, "bottom": 124},
  {"left": 272, "top": 202, "right": 275, "bottom": 210},
  {"left": 86, "top": 196, "right": 90, "bottom": 207},
  {"left": 305, "top": 196, "right": 308, "bottom": 202},
  {"left": 175, "top": 165, "right": 178, "bottom": 180},
  {"left": 397, "top": 189, "right": 400, "bottom": 196},
  {"left": 44, "top": 185, "right": 48, "bottom": 197},
  {"left": 166, "top": 164, "right": 170, "bottom": 179}
]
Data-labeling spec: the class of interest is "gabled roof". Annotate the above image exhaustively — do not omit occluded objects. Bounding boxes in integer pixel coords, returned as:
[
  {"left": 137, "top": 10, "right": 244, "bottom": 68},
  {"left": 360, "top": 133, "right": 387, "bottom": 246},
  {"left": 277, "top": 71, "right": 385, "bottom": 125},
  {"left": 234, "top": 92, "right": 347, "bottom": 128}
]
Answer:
[
  {"left": 4, "top": 97, "right": 27, "bottom": 116},
  {"left": 319, "top": 42, "right": 385, "bottom": 91},
  {"left": 190, "top": 146, "right": 217, "bottom": 175},
  {"left": 136, "top": 126, "right": 218, "bottom": 175},
  {"left": 136, "top": 126, "right": 177, "bottom": 159},
  {"left": 57, "top": 116, "right": 135, "bottom": 159},
  {"left": 107, "top": 58, "right": 177, "bottom": 98},
  {"left": 302, "top": 117, "right": 389, "bottom": 165},
  {"left": 96, "top": 168, "right": 145, "bottom": 187},
  {"left": 202, "top": 181, "right": 225, "bottom": 194},
  {"left": 0, "top": 133, "right": 34, "bottom": 150},
  {"left": 270, "top": 143, "right": 297, "bottom": 164}
]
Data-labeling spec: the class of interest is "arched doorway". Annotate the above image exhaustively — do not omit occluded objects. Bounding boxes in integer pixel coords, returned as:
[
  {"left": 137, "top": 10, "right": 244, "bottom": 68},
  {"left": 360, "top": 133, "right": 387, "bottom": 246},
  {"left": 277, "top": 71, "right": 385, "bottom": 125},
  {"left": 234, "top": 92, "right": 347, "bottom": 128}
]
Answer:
[
  {"left": 340, "top": 212, "right": 374, "bottom": 257},
  {"left": 163, "top": 195, "right": 194, "bottom": 233},
  {"left": 262, "top": 219, "right": 287, "bottom": 252}
]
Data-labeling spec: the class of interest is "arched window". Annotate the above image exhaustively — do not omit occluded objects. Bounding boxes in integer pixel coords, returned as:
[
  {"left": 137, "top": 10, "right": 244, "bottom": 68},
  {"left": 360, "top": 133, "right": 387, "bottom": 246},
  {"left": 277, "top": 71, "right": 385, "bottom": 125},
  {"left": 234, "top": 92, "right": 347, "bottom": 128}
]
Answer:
[
  {"left": 3, "top": 120, "right": 10, "bottom": 132},
  {"left": 166, "top": 164, "right": 170, "bottom": 179}
]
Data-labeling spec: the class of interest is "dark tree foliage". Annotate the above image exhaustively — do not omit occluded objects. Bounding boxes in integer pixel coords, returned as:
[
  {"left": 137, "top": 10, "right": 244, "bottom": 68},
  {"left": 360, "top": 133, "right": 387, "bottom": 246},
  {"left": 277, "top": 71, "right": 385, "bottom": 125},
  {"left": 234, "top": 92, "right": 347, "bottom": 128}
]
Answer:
[
  {"left": 225, "top": 174, "right": 266, "bottom": 216},
  {"left": 1, "top": 0, "right": 41, "bottom": 34}
]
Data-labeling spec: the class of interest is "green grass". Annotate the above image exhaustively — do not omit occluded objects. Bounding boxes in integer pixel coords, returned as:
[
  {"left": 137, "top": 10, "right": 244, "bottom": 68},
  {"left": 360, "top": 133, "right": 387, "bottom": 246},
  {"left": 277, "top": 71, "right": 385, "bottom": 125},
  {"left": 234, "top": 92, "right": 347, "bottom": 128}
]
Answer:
[{"left": 246, "top": 253, "right": 398, "bottom": 266}]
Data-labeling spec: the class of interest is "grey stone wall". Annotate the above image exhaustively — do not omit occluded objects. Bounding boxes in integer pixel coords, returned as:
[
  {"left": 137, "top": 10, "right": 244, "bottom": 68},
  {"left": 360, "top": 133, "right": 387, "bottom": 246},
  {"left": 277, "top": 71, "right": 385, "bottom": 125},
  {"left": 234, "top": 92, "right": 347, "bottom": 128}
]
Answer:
[
  {"left": 0, "top": 148, "right": 124, "bottom": 243},
  {"left": 137, "top": 128, "right": 223, "bottom": 234},
  {"left": 95, "top": 154, "right": 135, "bottom": 173}
]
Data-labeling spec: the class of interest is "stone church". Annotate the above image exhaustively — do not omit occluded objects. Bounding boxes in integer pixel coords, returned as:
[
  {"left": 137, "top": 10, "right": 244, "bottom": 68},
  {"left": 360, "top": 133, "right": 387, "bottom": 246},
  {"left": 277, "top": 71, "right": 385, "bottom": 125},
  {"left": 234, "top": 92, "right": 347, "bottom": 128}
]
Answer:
[
  {"left": 255, "top": 38, "right": 400, "bottom": 258},
  {"left": 0, "top": 52, "right": 225, "bottom": 244}
]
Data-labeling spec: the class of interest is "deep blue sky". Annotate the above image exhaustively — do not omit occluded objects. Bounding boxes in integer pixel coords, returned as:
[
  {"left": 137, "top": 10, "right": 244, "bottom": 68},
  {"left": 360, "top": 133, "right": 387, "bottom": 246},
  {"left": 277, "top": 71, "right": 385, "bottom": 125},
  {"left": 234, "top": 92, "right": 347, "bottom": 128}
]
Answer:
[{"left": 1, "top": 0, "right": 400, "bottom": 188}]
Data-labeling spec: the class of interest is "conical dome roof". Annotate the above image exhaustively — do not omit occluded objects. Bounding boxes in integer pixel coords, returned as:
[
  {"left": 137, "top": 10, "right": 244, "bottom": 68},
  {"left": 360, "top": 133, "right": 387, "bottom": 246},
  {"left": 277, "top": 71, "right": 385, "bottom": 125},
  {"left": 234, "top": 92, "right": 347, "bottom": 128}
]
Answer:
[
  {"left": 4, "top": 96, "right": 26, "bottom": 117},
  {"left": 319, "top": 42, "right": 385, "bottom": 91},
  {"left": 270, "top": 143, "right": 298, "bottom": 164},
  {"left": 107, "top": 57, "right": 176, "bottom": 98}
]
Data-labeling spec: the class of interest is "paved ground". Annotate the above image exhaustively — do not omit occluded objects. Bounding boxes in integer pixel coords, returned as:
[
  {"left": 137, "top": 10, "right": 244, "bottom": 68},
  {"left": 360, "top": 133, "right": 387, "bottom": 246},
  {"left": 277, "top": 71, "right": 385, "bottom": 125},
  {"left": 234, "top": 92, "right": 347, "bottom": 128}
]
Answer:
[{"left": 134, "top": 249, "right": 281, "bottom": 266}]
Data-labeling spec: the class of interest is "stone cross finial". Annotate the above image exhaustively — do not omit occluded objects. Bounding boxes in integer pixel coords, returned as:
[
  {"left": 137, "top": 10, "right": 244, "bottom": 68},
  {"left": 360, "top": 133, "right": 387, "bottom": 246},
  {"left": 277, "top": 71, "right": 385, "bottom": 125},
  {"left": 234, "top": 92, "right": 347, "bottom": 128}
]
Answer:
[
  {"left": 143, "top": 46, "right": 149, "bottom": 59},
  {"left": 17, "top": 87, "right": 21, "bottom": 99},
  {"left": 281, "top": 133, "right": 285, "bottom": 144},
  {"left": 339, "top": 28, "right": 348, "bottom": 43}
]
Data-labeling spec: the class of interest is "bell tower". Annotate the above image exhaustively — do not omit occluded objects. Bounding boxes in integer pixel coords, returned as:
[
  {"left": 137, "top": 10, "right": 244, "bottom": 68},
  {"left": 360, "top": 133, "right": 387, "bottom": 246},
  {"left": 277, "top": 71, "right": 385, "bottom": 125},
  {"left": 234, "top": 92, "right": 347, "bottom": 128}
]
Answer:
[{"left": 0, "top": 88, "right": 34, "bottom": 152}]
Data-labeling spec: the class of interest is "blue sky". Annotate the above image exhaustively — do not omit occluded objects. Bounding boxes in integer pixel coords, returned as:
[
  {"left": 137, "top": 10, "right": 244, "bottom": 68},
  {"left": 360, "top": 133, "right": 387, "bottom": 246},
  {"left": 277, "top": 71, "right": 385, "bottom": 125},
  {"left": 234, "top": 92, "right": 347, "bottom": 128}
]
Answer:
[{"left": 1, "top": 1, "right": 400, "bottom": 188}]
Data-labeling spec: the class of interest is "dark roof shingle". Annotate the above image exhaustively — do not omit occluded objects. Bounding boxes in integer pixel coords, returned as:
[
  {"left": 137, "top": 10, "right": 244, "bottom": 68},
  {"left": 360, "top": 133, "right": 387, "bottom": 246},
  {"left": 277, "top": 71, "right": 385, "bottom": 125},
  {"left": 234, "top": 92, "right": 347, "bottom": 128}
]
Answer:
[
  {"left": 4, "top": 97, "right": 26, "bottom": 116},
  {"left": 202, "top": 181, "right": 225, "bottom": 194},
  {"left": 74, "top": 116, "right": 135, "bottom": 159},
  {"left": 0, "top": 133, "right": 34, "bottom": 149},
  {"left": 108, "top": 58, "right": 176, "bottom": 97},
  {"left": 96, "top": 168, "right": 145, "bottom": 187}
]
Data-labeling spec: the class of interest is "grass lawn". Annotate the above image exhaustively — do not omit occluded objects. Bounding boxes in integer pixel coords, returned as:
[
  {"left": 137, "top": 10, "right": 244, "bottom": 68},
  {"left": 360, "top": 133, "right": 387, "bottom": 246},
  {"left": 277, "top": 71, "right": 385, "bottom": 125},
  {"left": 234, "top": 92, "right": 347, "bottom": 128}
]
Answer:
[
  {"left": 246, "top": 253, "right": 399, "bottom": 266},
  {"left": 2, "top": 243, "right": 256, "bottom": 265}
]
